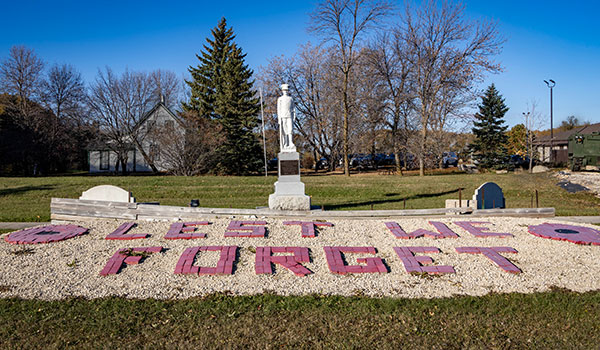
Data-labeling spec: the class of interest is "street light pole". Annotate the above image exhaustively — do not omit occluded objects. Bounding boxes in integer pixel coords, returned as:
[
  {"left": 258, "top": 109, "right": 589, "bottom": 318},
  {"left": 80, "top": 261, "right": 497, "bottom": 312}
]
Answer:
[
  {"left": 523, "top": 111, "right": 532, "bottom": 172},
  {"left": 544, "top": 79, "right": 556, "bottom": 164}
]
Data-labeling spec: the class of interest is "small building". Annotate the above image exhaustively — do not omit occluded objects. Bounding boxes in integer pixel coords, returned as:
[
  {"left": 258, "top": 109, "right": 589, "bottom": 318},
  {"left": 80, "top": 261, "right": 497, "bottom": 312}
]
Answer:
[
  {"left": 87, "top": 100, "right": 183, "bottom": 173},
  {"left": 534, "top": 122, "right": 600, "bottom": 166}
]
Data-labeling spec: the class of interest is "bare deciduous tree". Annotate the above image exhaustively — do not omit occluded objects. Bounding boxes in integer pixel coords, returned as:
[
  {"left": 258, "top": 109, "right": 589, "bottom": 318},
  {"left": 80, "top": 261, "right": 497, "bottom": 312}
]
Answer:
[
  {"left": 88, "top": 68, "right": 174, "bottom": 174},
  {"left": 354, "top": 52, "right": 387, "bottom": 160},
  {"left": 152, "top": 111, "right": 224, "bottom": 175},
  {"left": 523, "top": 101, "right": 544, "bottom": 173},
  {"left": 291, "top": 45, "right": 345, "bottom": 171},
  {"left": 259, "top": 44, "right": 346, "bottom": 172},
  {"left": 310, "top": 0, "right": 393, "bottom": 176},
  {"left": 150, "top": 69, "right": 181, "bottom": 109},
  {"left": 366, "top": 33, "right": 415, "bottom": 173},
  {"left": 0, "top": 45, "right": 44, "bottom": 121},
  {"left": 42, "top": 64, "right": 86, "bottom": 122},
  {"left": 400, "top": 0, "right": 504, "bottom": 176},
  {"left": 35, "top": 64, "right": 87, "bottom": 172}
]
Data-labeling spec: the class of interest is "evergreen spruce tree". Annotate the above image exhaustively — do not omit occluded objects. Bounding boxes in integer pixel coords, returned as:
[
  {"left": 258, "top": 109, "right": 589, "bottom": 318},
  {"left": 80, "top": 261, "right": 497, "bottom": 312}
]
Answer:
[
  {"left": 470, "top": 84, "right": 509, "bottom": 169},
  {"left": 184, "top": 17, "right": 262, "bottom": 175}
]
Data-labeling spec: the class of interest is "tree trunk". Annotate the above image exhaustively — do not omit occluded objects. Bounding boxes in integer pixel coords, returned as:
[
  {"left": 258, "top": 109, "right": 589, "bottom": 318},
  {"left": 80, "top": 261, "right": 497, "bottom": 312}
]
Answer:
[
  {"left": 419, "top": 128, "right": 426, "bottom": 177},
  {"left": 528, "top": 143, "right": 534, "bottom": 174},
  {"left": 392, "top": 130, "right": 402, "bottom": 175},
  {"left": 120, "top": 159, "right": 127, "bottom": 176},
  {"left": 330, "top": 151, "right": 338, "bottom": 172},
  {"left": 342, "top": 72, "right": 350, "bottom": 177},
  {"left": 133, "top": 139, "right": 159, "bottom": 173}
]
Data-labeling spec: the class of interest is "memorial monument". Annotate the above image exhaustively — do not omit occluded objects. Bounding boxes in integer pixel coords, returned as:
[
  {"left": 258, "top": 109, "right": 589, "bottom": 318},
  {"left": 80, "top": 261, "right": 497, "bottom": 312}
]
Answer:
[{"left": 268, "top": 84, "right": 311, "bottom": 210}]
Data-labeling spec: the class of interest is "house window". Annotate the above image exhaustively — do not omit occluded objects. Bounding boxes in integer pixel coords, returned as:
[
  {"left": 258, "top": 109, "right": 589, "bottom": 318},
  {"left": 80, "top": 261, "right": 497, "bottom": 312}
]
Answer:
[
  {"left": 150, "top": 144, "right": 160, "bottom": 162},
  {"left": 165, "top": 120, "right": 174, "bottom": 130},
  {"left": 100, "top": 151, "right": 109, "bottom": 170}
]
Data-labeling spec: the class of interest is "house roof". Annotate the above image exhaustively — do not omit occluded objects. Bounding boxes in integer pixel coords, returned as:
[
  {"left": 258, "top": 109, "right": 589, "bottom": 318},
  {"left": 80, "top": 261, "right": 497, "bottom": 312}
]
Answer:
[
  {"left": 132, "top": 101, "right": 183, "bottom": 133},
  {"left": 88, "top": 101, "right": 182, "bottom": 151},
  {"left": 534, "top": 122, "right": 600, "bottom": 146}
]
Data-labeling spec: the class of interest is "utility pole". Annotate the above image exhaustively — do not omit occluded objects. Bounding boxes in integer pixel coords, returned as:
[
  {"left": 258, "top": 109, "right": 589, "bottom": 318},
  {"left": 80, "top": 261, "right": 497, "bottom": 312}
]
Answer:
[
  {"left": 544, "top": 79, "right": 556, "bottom": 164},
  {"left": 523, "top": 111, "right": 533, "bottom": 173}
]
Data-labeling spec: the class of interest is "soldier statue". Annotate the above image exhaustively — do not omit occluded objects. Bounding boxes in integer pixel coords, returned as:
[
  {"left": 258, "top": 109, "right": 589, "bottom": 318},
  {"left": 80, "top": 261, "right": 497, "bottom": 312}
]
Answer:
[{"left": 277, "top": 84, "right": 296, "bottom": 152}]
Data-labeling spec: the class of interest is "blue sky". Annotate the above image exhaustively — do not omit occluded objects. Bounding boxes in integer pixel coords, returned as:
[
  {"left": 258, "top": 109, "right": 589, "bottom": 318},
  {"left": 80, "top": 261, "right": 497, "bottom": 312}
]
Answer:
[{"left": 1, "top": 0, "right": 598, "bottom": 128}]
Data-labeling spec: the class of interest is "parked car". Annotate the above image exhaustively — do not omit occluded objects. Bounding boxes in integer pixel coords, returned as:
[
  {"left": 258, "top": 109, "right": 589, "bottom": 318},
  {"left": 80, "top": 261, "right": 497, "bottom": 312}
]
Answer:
[
  {"left": 314, "top": 157, "right": 329, "bottom": 170},
  {"left": 442, "top": 152, "right": 459, "bottom": 168},
  {"left": 508, "top": 155, "right": 536, "bottom": 169},
  {"left": 375, "top": 153, "right": 396, "bottom": 166},
  {"left": 267, "top": 158, "right": 278, "bottom": 170},
  {"left": 357, "top": 154, "right": 376, "bottom": 169}
]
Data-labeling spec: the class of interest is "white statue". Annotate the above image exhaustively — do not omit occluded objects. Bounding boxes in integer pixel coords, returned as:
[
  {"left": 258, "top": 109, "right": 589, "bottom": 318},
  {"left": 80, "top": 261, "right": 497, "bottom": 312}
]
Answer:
[{"left": 277, "top": 84, "right": 296, "bottom": 152}]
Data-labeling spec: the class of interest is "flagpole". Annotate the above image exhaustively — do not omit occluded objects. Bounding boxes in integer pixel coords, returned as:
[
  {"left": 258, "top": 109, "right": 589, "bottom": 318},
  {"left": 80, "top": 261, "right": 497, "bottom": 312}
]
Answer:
[{"left": 260, "top": 88, "right": 268, "bottom": 177}]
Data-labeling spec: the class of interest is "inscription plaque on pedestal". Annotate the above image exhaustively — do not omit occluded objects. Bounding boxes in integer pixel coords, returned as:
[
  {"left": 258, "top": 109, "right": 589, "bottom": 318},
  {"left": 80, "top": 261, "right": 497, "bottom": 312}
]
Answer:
[{"left": 280, "top": 160, "right": 299, "bottom": 176}]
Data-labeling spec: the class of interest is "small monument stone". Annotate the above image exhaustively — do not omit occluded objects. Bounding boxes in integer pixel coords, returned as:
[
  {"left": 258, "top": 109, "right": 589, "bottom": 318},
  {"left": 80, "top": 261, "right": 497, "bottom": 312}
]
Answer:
[
  {"left": 268, "top": 84, "right": 311, "bottom": 211},
  {"left": 79, "top": 185, "right": 135, "bottom": 203},
  {"left": 473, "top": 182, "right": 504, "bottom": 209}
]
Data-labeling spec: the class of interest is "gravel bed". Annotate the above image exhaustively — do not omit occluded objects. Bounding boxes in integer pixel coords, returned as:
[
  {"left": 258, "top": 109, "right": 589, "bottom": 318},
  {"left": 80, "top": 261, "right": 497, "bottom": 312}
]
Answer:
[
  {"left": 556, "top": 170, "right": 600, "bottom": 197},
  {"left": 0, "top": 217, "right": 599, "bottom": 300}
]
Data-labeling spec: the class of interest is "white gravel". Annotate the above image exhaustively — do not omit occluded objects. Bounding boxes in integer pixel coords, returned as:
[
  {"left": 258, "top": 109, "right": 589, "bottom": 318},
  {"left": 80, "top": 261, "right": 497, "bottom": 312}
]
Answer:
[
  {"left": 556, "top": 170, "right": 600, "bottom": 197},
  {"left": 1, "top": 217, "right": 599, "bottom": 300}
]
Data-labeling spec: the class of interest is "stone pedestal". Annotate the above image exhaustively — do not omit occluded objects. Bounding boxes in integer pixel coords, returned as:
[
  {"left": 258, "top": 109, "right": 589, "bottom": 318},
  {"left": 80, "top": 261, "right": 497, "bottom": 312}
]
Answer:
[{"left": 268, "top": 152, "right": 311, "bottom": 211}]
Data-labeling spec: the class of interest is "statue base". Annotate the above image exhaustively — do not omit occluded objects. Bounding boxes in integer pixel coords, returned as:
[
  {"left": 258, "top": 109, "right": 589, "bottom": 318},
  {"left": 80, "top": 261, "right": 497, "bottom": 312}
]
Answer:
[{"left": 268, "top": 152, "right": 311, "bottom": 211}]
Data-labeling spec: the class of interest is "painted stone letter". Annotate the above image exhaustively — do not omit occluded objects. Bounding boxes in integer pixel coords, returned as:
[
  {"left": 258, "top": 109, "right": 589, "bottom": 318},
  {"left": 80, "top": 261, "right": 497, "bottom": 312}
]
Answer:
[
  {"left": 255, "top": 246, "right": 311, "bottom": 276},
  {"left": 283, "top": 221, "right": 333, "bottom": 238},
  {"left": 385, "top": 221, "right": 458, "bottom": 239},
  {"left": 528, "top": 223, "right": 600, "bottom": 246},
  {"left": 174, "top": 246, "right": 237, "bottom": 275},
  {"left": 5, "top": 225, "right": 88, "bottom": 244},
  {"left": 393, "top": 247, "right": 455, "bottom": 274},
  {"left": 100, "top": 247, "right": 162, "bottom": 276},
  {"left": 454, "top": 221, "right": 512, "bottom": 238},
  {"left": 323, "top": 246, "right": 387, "bottom": 274},
  {"left": 456, "top": 247, "right": 521, "bottom": 274},
  {"left": 165, "top": 221, "right": 210, "bottom": 240},
  {"left": 105, "top": 223, "right": 148, "bottom": 240},
  {"left": 224, "top": 221, "right": 267, "bottom": 238}
]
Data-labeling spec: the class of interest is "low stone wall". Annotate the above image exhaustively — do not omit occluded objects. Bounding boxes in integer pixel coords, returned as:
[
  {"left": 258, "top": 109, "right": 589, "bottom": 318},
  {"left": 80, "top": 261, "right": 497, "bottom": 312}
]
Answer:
[{"left": 50, "top": 198, "right": 554, "bottom": 223}]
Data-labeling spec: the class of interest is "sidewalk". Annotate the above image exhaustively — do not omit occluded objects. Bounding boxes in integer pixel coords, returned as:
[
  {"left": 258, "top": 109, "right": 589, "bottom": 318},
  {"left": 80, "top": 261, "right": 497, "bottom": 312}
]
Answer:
[{"left": 558, "top": 216, "right": 600, "bottom": 224}]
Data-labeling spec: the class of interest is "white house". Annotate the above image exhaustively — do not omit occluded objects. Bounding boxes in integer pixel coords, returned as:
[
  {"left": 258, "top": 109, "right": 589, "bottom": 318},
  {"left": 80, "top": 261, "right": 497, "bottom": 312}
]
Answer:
[{"left": 88, "top": 100, "right": 183, "bottom": 173}]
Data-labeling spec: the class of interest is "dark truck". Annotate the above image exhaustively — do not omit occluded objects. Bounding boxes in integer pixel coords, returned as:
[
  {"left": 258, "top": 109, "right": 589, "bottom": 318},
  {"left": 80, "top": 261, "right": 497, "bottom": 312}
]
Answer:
[{"left": 568, "top": 132, "right": 600, "bottom": 171}]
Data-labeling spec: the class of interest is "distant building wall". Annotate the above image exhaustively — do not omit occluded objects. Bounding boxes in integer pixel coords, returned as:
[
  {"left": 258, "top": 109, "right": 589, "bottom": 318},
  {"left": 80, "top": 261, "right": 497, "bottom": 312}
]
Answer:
[
  {"left": 88, "top": 103, "right": 184, "bottom": 174},
  {"left": 89, "top": 149, "right": 153, "bottom": 173}
]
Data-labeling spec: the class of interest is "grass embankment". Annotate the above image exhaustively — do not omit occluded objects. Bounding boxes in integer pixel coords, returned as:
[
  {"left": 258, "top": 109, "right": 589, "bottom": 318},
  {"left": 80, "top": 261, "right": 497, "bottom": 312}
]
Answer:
[
  {"left": 0, "top": 290, "right": 598, "bottom": 349},
  {"left": 0, "top": 172, "right": 598, "bottom": 222}
]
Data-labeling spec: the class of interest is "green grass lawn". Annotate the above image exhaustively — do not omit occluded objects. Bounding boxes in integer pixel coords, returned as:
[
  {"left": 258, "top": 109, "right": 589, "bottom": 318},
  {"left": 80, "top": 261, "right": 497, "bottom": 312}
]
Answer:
[
  {"left": 0, "top": 172, "right": 598, "bottom": 222},
  {"left": 0, "top": 290, "right": 598, "bottom": 349}
]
